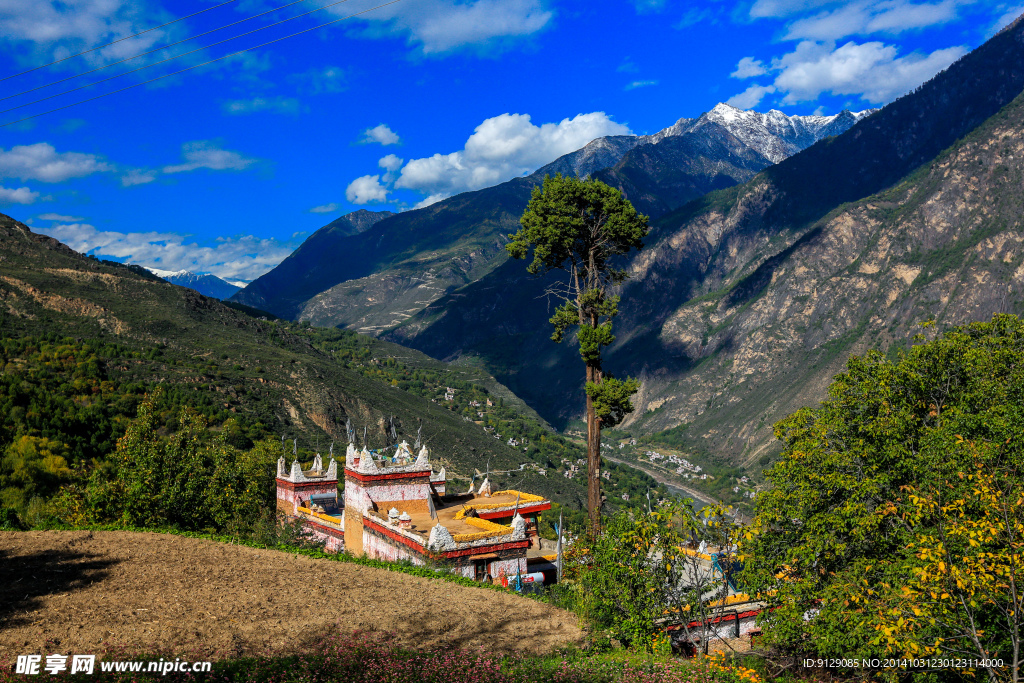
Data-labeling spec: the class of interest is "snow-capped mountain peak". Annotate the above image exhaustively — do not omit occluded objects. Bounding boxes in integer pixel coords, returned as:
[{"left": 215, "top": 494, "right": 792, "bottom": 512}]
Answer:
[
  {"left": 646, "top": 102, "right": 879, "bottom": 163},
  {"left": 142, "top": 266, "right": 246, "bottom": 300}
]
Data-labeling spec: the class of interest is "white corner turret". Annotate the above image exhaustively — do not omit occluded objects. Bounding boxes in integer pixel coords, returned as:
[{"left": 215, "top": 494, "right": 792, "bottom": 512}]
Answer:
[
  {"left": 511, "top": 512, "right": 526, "bottom": 540},
  {"left": 428, "top": 523, "right": 457, "bottom": 551},
  {"left": 277, "top": 456, "right": 286, "bottom": 478},
  {"left": 358, "top": 448, "right": 380, "bottom": 474},
  {"left": 477, "top": 477, "right": 492, "bottom": 497}
]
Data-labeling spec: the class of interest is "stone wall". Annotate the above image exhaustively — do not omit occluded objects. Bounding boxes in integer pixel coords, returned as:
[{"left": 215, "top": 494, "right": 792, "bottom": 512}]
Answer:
[{"left": 304, "top": 519, "right": 345, "bottom": 553}]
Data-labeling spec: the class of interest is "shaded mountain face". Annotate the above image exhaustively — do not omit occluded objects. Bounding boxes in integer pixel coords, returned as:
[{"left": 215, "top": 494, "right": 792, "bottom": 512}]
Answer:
[
  {"left": 233, "top": 103, "right": 864, "bottom": 331},
  {"left": 321, "top": 208, "right": 397, "bottom": 237},
  {"left": 231, "top": 208, "right": 394, "bottom": 316},
  {"left": 385, "top": 15, "right": 1024, "bottom": 462},
  {"left": 534, "top": 135, "right": 641, "bottom": 180},
  {"left": 146, "top": 268, "right": 242, "bottom": 300},
  {"left": 592, "top": 123, "right": 776, "bottom": 219}
]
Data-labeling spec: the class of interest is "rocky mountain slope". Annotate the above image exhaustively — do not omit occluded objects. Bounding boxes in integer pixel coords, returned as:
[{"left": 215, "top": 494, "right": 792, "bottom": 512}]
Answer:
[
  {"left": 628, "top": 90, "right": 1024, "bottom": 465},
  {"left": 387, "top": 14, "right": 1024, "bottom": 464},
  {"left": 146, "top": 267, "right": 243, "bottom": 300},
  {"left": 231, "top": 104, "right": 865, "bottom": 332}
]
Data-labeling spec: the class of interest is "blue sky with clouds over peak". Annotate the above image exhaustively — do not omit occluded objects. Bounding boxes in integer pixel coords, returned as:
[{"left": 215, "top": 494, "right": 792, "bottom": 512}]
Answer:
[{"left": 0, "top": 0, "right": 1018, "bottom": 280}]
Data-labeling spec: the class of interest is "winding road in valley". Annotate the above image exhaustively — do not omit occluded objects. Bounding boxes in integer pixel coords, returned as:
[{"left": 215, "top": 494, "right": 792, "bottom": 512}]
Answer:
[{"left": 603, "top": 454, "right": 750, "bottom": 523}]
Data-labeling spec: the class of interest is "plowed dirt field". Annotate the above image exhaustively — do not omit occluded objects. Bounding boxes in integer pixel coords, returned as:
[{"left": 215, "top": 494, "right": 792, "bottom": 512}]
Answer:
[{"left": 0, "top": 531, "right": 581, "bottom": 659}]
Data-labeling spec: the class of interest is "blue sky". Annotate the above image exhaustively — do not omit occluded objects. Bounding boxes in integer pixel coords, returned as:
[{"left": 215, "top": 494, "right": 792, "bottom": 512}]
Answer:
[{"left": 0, "top": 0, "right": 1020, "bottom": 281}]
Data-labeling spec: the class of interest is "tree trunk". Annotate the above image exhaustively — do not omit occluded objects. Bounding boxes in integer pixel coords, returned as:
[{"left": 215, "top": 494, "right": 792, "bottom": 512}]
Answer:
[{"left": 586, "top": 361, "right": 602, "bottom": 534}]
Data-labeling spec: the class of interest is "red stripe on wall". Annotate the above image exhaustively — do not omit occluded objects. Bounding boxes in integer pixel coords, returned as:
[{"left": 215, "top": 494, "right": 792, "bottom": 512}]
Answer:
[{"left": 345, "top": 469, "right": 431, "bottom": 483}]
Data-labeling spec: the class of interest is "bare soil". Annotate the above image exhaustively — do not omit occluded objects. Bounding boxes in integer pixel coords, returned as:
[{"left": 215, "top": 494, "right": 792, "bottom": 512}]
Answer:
[{"left": 0, "top": 531, "right": 582, "bottom": 660}]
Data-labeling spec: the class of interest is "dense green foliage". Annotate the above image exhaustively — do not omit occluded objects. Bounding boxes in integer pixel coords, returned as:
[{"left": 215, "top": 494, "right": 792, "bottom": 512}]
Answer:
[
  {"left": 740, "top": 315, "right": 1024, "bottom": 677},
  {"left": 0, "top": 334, "right": 273, "bottom": 523},
  {"left": 48, "top": 391, "right": 280, "bottom": 533},
  {"left": 0, "top": 324, "right": 666, "bottom": 531},
  {"left": 557, "top": 500, "right": 740, "bottom": 651}
]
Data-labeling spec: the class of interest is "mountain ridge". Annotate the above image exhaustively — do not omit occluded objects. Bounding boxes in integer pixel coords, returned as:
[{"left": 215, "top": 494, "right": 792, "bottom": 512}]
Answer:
[{"left": 231, "top": 102, "right": 867, "bottom": 330}]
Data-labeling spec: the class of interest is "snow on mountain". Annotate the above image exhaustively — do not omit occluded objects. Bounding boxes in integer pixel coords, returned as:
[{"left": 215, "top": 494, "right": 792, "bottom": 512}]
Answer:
[
  {"left": 143, "top": 267, "right": 244, "bottom": 300},
  {"left": 643, "top": 103, "right": 877, "bottom": 163},
  {"left": 535, "top": 103, "right": 877, "bottom": 181}
]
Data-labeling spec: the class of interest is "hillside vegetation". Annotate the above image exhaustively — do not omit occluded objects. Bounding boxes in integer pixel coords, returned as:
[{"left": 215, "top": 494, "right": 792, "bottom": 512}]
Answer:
[{"left": 0, "top": 214, "right": 663, "bottom": 528}]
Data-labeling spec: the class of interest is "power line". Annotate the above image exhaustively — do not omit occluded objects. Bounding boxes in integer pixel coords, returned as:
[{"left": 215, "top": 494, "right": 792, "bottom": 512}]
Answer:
[
  {"left": 0, "top": 0, "right": 360, "bottom": 116},
  {"left": 0, "top": 0, "right": 245, "bottom": 84},
  {"left": 0, "top": 0, "right": 404, "bottom": 129},
  {"left": 0, "top": 0, "right": 315, "bottom": 105}
]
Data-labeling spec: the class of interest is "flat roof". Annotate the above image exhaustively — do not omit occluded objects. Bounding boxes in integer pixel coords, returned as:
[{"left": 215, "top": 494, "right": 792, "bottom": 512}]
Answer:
[{"left": 370, "top": 491, "right": 549, "bottom": 539}]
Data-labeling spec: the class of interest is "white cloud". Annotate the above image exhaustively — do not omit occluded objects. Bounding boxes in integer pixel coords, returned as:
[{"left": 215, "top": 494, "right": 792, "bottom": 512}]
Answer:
[
  {"left": 0, "top": 0, "right": 174, "bottom": 67},
  {"left": 0, "top": 142, "right": 112, "bottom": 182},
  {"left": 290, "top": 65, "right": 347, "bottom": 94},
  {"left": 394, "top": 112, "right": 630, "bottom": 198},
  {"left": 378, "top": 154, "right": 403, "bottom": 183},
  {"left": 727, "top": 84, "right": 777, "bottom": 108},
  {"left": 732, "top": 57, "right": 768, "bottom": 78},
  {"left": 991, "top": 4, "right": 1024, "bottom": 35},
  {"left": 360, "top": 124, "right": 401, "bottom": 146},
  {"left": 36, "top": 222, "right": 295, "bottom": 281},
  {"left": 379, "top": 154, "right": 403, "bottom": 172},
  {"left": 770, "top": 40, "right": 966, "bottom": 103},
  {"left": 38, "top": 212, "right": 83, "bottom": 221},
  {"left": 625, "top": 80, "right": 659, "bottom": 90},
  {"left": 749, "top": 0, "right": 846, "bottom": 19},
  {"left": 222, "top": 96, "right": 304, "bottom": 116},
  {"left": 782, "top": 0, "right": 961, "bottom": 41},
  {"left": 309, "top": 203, "right": 340, "bottom": 213},
  {"left": 617, "top": 58, "right": 639, "bottom": 73},
  {"left": 162, "top": 141, "right": 257, "bottom": 174},
  {"left": 674, "top": 6, "right": 716, "bottom": 27},
  {"left": 344, "top": 0, "right": 552, "bottom": 55},
  {"left": 346, "top": 175, "right": 389, "bottom": 204},
  {"left": 630, "top": 0, "right": 669, "bottom": 14},
  {"left": 412, "top": 193, "right": 449, "bottom": 209},
  {"left": 121, "top": 168, "right": 157, "bottom": 186},
  {"left": 0, "top": 186, "right": 41, "bottom": 205}
]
